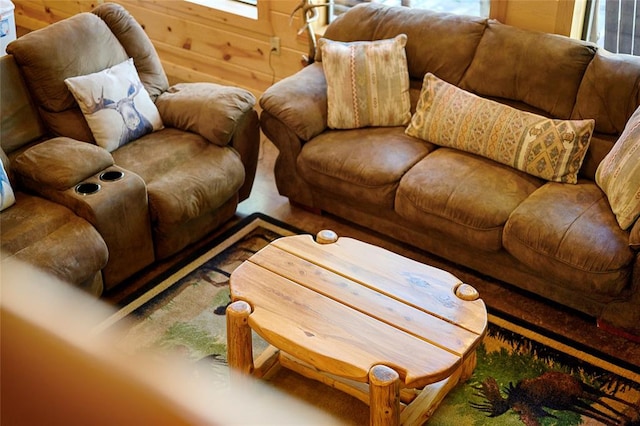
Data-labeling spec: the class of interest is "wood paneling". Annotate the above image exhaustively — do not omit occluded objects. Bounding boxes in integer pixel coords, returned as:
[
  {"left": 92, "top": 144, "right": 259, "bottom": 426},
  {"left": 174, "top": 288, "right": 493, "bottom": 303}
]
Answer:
[
  {"left": 492, "top": 0, "right": 576, "bottom": 36},
  {"left": 12, "top": 0, "right": 309, "bottom": 95},
  {"left": 12, "top": 0, "right": 578, "bottom": 98}
]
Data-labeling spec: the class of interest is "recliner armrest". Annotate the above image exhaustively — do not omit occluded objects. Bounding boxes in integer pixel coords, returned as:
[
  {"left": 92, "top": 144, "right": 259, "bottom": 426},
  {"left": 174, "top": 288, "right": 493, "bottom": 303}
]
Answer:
[
  {"left": 155, "top": 82, "right": 256, "bottom": 147},
  {"left": 13, "top": 137, "right": 154, "bottom": 289},
  {"left": 13, "top": 137, "right": 114, "bottom": 190},
  {"left": 259, "top": 62, "right": 328, "bottom": 142}
]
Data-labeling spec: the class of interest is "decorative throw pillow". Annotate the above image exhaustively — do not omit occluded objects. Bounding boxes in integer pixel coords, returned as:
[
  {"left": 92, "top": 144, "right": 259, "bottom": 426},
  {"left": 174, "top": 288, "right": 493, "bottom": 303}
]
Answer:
[
  {"left": 319, "top": 34, "right": 411, "bottom": 129},
  {"left": 0, "top": 158, "right": 16, "bottom": 211},
  {"left": 64, "top": 58, "right": 163, "bottom": 152},
  {"left": 595, "top": 106, "right": 640, "bottom": 230},
  {"left": 406, "top": 73, "right": 594, "bottom": 184}
]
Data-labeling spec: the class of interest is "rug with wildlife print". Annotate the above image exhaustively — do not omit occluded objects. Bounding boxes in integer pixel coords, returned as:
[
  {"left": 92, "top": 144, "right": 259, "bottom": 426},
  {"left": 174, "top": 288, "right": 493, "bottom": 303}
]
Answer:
[{"left": 99, "top": 213, "right": 640, "bottom": 426}]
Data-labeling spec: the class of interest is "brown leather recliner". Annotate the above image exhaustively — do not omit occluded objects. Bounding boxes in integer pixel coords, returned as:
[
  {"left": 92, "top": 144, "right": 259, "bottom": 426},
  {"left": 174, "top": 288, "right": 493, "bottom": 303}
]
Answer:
[{"left": 2, "top": 3, "right": 260, "bottom": 292}]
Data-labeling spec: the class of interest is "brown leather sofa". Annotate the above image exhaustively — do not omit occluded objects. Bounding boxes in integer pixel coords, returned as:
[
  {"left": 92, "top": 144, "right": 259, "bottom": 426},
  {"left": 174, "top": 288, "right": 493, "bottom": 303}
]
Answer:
[
  {"left": 259, "top": 4, "right": 640, "bottom": 336},
  {"left": 1, "top": 3, "right": 260, "bottom": 295}
]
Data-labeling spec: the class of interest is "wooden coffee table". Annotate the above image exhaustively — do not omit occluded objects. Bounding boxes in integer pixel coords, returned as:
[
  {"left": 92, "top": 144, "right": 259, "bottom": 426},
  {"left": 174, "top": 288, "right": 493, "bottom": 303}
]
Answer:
[{"left": 227, "top": 231, "right": 487, "bottom": 425}]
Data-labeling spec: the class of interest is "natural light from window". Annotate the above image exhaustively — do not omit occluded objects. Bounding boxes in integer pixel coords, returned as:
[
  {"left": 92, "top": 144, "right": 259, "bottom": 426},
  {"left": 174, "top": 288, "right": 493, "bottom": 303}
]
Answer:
[
  {"left": 329, "top": 0, "right": 490, "bottom": 23},
  {"left": 584, "top": 0, "right": 638, "bottom": 55},
  {"left": 184, "top": 0, "right": 257, "bottom": 20}
]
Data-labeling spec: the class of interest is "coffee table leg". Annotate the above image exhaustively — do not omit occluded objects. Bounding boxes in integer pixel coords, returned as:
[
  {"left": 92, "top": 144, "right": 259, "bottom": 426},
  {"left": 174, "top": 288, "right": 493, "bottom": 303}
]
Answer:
[
  {"left": 369, "top": 365, "right": 400, "bottom": 426},
  {"left": 460, "top": 351, "right": 477, "bottom": 382},
  {"left": 226, "top": 300, "right": 254, "bottom": 374}
]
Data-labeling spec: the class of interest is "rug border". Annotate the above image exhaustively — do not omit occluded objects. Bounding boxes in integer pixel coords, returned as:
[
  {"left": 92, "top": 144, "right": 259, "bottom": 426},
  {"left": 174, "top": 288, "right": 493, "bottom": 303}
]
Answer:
[
  {"left": 93, "top": 213, "right": 307, "bottom": 334},
  {"left": 489, "top": 307, "right": 640, "bottom": 378},
  {"left": 488, "top": 312, "right": 640, "bottom": 383}
]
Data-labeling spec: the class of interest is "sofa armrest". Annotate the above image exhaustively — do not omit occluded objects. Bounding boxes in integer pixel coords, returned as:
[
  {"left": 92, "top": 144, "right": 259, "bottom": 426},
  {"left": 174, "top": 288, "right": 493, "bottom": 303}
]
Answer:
[
  {"left": 229, "top": 109, "right": 260, "bottom": 202},
  {"left": 631, "top": 219, "right": 640, "bottom": 251},
  {"left": 155, "top": 82, "right": 256, "bottom": 147},
  {"left": 13, "top": 137, "right": 114, "bottom": 190},
  {"left": 259, "top": 62, "right": 328, "bottom": 142}
]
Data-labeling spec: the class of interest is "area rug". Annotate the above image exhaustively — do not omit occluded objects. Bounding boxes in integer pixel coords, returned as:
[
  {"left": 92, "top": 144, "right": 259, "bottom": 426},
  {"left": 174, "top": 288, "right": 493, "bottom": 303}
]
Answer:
[{"left": 97, "top": 213, "right": 640, "bottom": 425}]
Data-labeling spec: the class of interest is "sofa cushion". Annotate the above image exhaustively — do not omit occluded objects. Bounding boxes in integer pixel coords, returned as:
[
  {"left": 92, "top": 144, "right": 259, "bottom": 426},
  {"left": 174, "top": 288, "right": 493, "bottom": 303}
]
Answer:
[
  {"left": 111, "top": 127, "right": 244, "bottom": 227},
  {"left": 595, "top": 106, "right": 640, "bottom": 230},
  {"left": 1, "top": 192, "right": 108, "bottom": 288},
  {"left": 503, "top": 182, "right": 633, "bottom": 296},
  {"left": 321, "top": 3, "right": 487, "bottom": 85},
  {"left": 65, "top": 59, "right": 163, "bottom": 152},
  {"left": 319, "top": 35, "right": 410, "bottom": 129},
  {"left": 572, "top": 49, "right": 640, "bottom": 136},
  {"left": 406, "top": 74, "right": 594, "bottom": 183},
  {"left": 631, "top": 220, "right": 640, "bottom": 250},
  {"left": 460, "top": 20, "right": 595, "bottom": 119},
  {"left": 0, "top": 56, "right": 47, "bottom": 154},
  {"left": 396, "top": 148, "right": 542, "bottom": 251},
  {"left": 91, "top": 2, "right": 169, "bottom": 102},
  {"left": 7, "top": 12, "right": 129, "bottom": 142},
  {"left": 297, "top": 127, "right": 433, "bottom": 208}
]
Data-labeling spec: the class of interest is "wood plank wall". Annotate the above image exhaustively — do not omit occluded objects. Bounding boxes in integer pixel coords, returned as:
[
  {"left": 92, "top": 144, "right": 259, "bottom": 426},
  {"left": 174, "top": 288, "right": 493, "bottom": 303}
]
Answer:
[
  {"left": 12, "top": 0, "right": 310, "bottom": 99},
  {"left": 11, "top": 0, "right": 577, "bottom": 100}
]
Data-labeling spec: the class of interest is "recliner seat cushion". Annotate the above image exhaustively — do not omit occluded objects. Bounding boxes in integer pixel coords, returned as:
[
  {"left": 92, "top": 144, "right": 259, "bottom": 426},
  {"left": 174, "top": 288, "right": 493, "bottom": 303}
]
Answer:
[
  {"left": 297, "top": 127, "right": 433, "bottom": 208},
  {"left": 396, "top": 148, "right": 543, "bottom": 251},
  {"left": 111, "top": 128, "right": 244, "bottom": 229},
  {"left": 503, "top": 181, "right": 634, "bottom": 296}
]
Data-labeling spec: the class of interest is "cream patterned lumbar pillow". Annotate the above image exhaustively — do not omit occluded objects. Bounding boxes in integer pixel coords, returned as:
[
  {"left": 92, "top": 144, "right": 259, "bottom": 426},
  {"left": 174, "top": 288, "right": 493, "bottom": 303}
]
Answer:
[
  {"left": 406, "top": 73, "right": 594, "bottom": 184},
  {"left": 319, "top": 34, "right": 411, "bottom": 129},
  {"left": 596, "top": 106, "right": 640, "bottom": 230},
  {"left": 65, "top": 58, "right": 163, "bottom": 152}
]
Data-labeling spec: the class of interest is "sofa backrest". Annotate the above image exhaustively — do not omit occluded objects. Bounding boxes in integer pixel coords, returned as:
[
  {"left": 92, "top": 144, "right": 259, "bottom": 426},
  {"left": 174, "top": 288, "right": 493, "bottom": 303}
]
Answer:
[
  {"left": 458, "top": 21, "right": 596, "bottom": 120},
  {"left": 0, "top": 55, "right": 47, "bottom": 157},
  {"left": 5, "top": 3, "right": 169, "bottom": 144},
  {"left": 322, "top": 3, "right": 640, "bottom": 180},
  {"left": 323, "top": 4, "right": 487, "bottom": 86}
]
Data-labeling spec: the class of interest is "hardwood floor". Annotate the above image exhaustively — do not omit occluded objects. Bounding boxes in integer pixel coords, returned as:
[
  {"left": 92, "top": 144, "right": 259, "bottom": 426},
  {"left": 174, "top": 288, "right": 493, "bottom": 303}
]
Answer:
[{"left": 105, "top": 137, "right": 640, "bottom": 370}]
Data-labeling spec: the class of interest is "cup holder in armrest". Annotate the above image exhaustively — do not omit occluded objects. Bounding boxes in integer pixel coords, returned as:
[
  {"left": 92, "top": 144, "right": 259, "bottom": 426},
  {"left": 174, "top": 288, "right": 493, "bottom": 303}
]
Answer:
[
  {"left": 75, "top": 182, "right": 101, "bottom": 195},
  {"left": 99, "top": 170, "right": 124, "bottom": 182}
]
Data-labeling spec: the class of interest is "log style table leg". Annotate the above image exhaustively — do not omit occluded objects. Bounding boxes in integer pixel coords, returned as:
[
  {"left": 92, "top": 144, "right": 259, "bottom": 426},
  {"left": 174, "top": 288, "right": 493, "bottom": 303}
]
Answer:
[
  {"left": 226, "top": 300, "right": 254, "bottom": 374},
  {"left": 369, "top": 365, "right": 400, "bottom": 426}
]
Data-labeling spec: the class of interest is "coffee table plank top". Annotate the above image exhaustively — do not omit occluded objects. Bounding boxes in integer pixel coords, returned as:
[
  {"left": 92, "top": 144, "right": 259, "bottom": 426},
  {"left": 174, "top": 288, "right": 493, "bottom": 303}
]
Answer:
[
  {"left": 271, "top": 235, "right": 486, "bottom": 334},
  {"left": 248, "top": 245, "right": 480, "bottom": 356},
  {"left": 231, "top": 262, "right": 462, "bottom": 388},
  {"left": 230, "top": 235, "right": 487, "bottom": 389}
]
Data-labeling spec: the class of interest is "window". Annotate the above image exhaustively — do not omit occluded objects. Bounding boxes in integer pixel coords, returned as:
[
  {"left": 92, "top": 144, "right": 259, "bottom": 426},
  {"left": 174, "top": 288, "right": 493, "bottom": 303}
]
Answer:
[
  {"left": 184, "top": 0, "right": 258, "bottom": 20},
  {"left": 328, "top": 0, "right": 490, "bottom": 23},
  {"left": 583, "top": 0, "right": 639, "bottom": 55}
]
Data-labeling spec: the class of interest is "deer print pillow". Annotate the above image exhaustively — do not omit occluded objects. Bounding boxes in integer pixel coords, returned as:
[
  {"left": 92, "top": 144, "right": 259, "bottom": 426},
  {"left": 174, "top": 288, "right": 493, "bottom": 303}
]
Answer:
[{"left": 65, "top": 58, "right": 163, "bottom": 152}]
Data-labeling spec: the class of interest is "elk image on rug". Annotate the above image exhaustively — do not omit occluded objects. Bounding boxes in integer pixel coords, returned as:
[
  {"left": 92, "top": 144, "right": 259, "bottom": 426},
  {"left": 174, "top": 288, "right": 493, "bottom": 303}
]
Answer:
[{"left": 97, "top": 213, "right": 640, "bottom": 425}]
